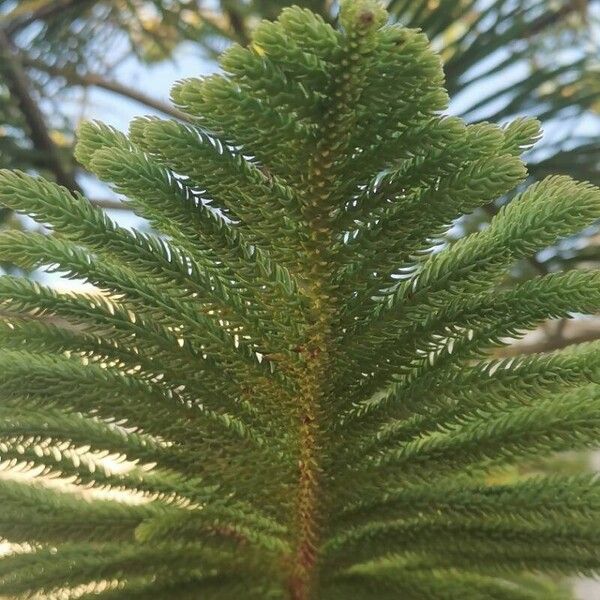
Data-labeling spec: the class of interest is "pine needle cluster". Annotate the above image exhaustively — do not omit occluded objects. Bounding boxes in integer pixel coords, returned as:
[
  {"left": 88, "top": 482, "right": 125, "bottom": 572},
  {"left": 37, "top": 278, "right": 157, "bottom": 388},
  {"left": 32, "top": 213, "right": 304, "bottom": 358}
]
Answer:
[{"left": 0, "top": 1, "right": 599, "bottom": 598}]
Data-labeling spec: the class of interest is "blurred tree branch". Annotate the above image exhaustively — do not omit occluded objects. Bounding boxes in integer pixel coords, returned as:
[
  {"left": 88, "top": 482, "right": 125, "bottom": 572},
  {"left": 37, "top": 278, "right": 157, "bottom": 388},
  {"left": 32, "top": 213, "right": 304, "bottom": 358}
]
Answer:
[
  {"left": 88, "top": 198, "right": 127, "bottom": 210},
  {"left": 497, "top": 317, "right": 600, "bottom": 356},
  {"left": 527, "top": 0, "right": 589, "bottom": 36},
  {"left": 0, "top": 29, "right": 81, "bottom": 193},
  {"left": 22, "top": 57, "right": 189, "bottom": 121},
  {"left": 221, "top": 0, "right": 250, "bottom": 46},
  {"left": 3, "top": 0, "right": 96, "bottom": 36}
]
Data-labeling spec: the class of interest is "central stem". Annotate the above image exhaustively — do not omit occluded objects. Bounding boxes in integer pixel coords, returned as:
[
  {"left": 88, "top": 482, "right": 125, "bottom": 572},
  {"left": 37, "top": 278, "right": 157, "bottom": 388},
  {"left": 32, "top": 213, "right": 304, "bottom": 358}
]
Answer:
[
  {"left": 288, "top": 327, "right": 326, "bottom": 600},
  {"left": 286, "top": 3, "right": 374, "bottom": 580},
  {"left": 283, "top": 3, "right": 381, "bottom": 596}
]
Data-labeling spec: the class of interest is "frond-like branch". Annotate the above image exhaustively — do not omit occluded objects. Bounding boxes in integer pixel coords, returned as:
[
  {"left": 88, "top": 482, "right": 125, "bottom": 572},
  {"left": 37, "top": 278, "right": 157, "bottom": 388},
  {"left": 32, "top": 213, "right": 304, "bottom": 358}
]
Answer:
[{"left": 0, "top": 1, "right": 599, "bottom": 598}]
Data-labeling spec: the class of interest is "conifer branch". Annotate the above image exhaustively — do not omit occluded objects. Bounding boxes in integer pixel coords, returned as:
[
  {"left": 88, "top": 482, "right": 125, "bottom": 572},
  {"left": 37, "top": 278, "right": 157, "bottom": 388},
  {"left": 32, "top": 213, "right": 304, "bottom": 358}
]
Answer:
[{"left": 0, "top": 2, "right": 599, "bottom": 598}]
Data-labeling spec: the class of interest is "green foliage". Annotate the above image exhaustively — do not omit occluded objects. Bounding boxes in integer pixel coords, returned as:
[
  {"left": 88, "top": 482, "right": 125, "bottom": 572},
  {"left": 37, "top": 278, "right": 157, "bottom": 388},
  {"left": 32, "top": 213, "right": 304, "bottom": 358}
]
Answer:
[{"left": 0, "top": 1, "right": 600, "bottom": 598}]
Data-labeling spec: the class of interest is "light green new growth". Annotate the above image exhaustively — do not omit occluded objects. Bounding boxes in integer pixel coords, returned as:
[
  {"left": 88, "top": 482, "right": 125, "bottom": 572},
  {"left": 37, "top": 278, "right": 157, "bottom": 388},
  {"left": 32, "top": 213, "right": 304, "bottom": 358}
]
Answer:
[{"left": 0, "top": 1, "right": 599, "bottom": 598}]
